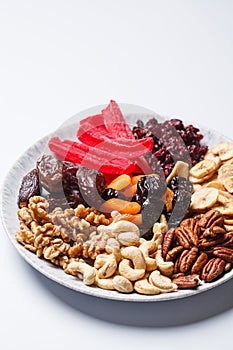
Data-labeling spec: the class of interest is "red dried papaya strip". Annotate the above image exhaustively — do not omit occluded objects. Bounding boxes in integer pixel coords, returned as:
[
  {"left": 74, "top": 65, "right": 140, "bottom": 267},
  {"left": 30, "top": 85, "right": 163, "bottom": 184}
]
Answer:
[
  {"left": 49, "top": 137, "right": 135, "bottom": 174},
  {"left": 102, "top": 100, "right": 134, "bottom": 139}
]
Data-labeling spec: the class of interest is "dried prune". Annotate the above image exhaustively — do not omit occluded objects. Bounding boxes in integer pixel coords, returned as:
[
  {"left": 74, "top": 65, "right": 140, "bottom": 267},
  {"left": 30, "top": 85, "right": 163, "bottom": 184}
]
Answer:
[
  {"left": 134, "top": 175, "right": 166, "bottom": 234},
  {"left": 102, "top": 188, "right": 120, "bottom": 201},
  {"left": 37, "top": 155, "right": 64, "bottom": 193},
  {"left": 167, "top": 177, "right": 192, "bottom": 228},
  {"left": 136, "top": 175, "right": 166, "bottom": 205},
  {"left": 141, "top": 197, "right": 165, "bottom": 230},
  {"left": 18, "top": 169, "right": 40, "bottom": 207},
  {"left": 170, "top": 176, "right": 193, "bottom": 195}
]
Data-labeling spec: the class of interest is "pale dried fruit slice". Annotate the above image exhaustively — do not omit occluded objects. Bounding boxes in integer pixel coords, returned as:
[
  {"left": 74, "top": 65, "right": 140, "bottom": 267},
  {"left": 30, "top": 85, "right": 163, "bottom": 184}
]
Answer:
[
  {"left": 213, "top": 191, "right": 233, "bottom": 215},
  {"left": 192, "top": 184, "right": 202, "bottom": 192},
  {"left": 224, "top": 218, "right": 233, "bottom": 225},
  {"left": 218, "top": 164, "right": 233, "bottom": 193},
  {"left": 204, "top": 180, "right": 226, "bottom": 191},
  {"left": 204, "top": 150, "right": 217, "bottom": 160},
  {"left": 213, "top": 204, "right": 233, "bottom": 215},
  {"left": 190, "top": 159, "right": 218, "bottom": 179},
  {"left": 223, "top": 178, "right": 233, "bottom": 193},
  {"left": 211, "top": 142, "right": 233, "bottom": 161},
  {"left": 224, "top": 224, "right": 233, "bottom": 232},
  {"left": 190, "top": 188, "right": 219, "bottom": 211},
  {"left": 189, "top": 171, "right": 216, "bottom": 184},
  {"left": 218, "top": 189, "right": 233, "bottom": 203},
  {"left": 219, "top": 164, "right": 233, "bottom": 180},
  {"left": 166, "top": 161, "right": 189, "bottom": 184}
]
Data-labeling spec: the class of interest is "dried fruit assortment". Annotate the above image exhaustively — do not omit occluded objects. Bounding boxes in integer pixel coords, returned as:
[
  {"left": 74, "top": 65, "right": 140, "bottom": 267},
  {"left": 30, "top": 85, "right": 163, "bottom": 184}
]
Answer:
[{"left": 15, "top": 100, "right": 233, "bottom": 296}]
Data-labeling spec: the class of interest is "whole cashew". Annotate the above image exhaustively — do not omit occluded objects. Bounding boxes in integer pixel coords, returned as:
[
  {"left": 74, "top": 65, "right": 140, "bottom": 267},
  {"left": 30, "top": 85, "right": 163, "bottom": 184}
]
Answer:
[
  {"left": 119, "top": 260, "right": 145, "bottom": 281},
  {"left": 134, "top": 278, "right": 161, "bottom": 295},
  {"left": 155, "top": 247, "right": 174, "bottom": 276},
  {"left": 113, "top": 275, "right": 134, "bottom": 293},
  {"left": 151, "top": 223, "right": 163, "bottom": 247},
  {"left": 66, "top": 261, "right": 96, "bottom": 285},
  {"left": 117, "top": 231, "right": 140, "bottom": 246},
  {"left": 159, "top": 214, "right": 168, "bottom": 233},
  {"left": 121, "top": 246, "right": 146, "bottom": 270},
  {"left": 149, "top": 270, "right": 177, "bottom": 293},
  {"left": 95, "top": 276, "right": 114, "bottom": 290},
  {"left": 139, "top": 240, "right": 157, "bottom": 272},
  {"left": 94, "top": 253, "right": 117, "bottom": 279},
  {"left": 105, "top": 238, "right": 122, "bottom": 263},
  {"left": 97, "top": 220, "right": 140, "bottom": 240},
  {"left": 119, "top": 246, "right": 146, "bottom": 281}
]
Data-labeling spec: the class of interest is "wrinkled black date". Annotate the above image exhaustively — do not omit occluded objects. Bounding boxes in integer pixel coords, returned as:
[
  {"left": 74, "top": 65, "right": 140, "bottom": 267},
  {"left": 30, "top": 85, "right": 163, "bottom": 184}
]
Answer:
[
  {"left": 37, "top": 155, "right": 64, "bottom": 193},
  {"left": 18, "top": 169, "right": 40, "bottom": 207},
  {"left": 76, "top": 167, "right": 106, "bottom": 209}
]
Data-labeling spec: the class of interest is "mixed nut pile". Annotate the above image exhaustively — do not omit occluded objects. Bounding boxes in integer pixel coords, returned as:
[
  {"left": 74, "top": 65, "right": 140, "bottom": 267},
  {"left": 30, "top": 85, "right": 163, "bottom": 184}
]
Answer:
[{"left": 15, "top": 100, "right": 233, "bottom": 295}]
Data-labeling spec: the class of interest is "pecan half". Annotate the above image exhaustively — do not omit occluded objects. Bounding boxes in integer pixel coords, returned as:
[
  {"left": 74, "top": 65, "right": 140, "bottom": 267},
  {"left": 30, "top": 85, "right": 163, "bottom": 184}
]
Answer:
[
  {"left": 180, "top": 218, "right": 201, "bottom": 236},
  {"left": 179, "top": 247, "right": 199, "bottom": 273},
  {"left": 172, "top": 274, "right": 200, "bottom": 289},
  {"left": 221, "top": 232, "right": 233, "bottom": 248},
  {"left": 175, "top": 226, "right": 199, "bottom": 249},
  {"left": 201, "top": 258, "right": 226, "bottom": 282},
  {"left": 166, "top": 245, "right": 184, "bottom": 261},
  {"left": 198, "top": 210, "right": 224, "bottom": 230},
  {"left": 162, "top": 228, "right": 176, "bottom": 258},
  {"left": 191, "top": 252, "right": 208, "bottom": 274},
  {"left": 203, "top": 226, "right": 226, "bottom": 238},
  {"left": 213, "top": 247, "right": 233, "bottom": 263},
  {"left": 198, "top": 234, "right": 228, "bottom": 250}
]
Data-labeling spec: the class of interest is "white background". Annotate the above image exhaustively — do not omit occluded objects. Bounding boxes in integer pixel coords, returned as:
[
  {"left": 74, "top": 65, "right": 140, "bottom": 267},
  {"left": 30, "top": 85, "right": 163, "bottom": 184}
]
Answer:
[{"left": 1, "top": 0, "right": 233, "bottom": 349}]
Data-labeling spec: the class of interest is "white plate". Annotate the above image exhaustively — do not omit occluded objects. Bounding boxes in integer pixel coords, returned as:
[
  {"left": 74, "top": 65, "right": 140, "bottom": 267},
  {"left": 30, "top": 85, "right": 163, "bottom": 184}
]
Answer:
[{"left": 1, "top": 103, "right": 232, "bottom": 302}]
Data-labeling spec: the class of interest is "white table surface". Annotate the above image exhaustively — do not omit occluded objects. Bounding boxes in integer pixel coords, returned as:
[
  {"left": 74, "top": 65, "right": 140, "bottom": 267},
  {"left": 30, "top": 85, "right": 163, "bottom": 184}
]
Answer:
[{"left": 1, "top": 1, "right": 233, "bottom": 348}]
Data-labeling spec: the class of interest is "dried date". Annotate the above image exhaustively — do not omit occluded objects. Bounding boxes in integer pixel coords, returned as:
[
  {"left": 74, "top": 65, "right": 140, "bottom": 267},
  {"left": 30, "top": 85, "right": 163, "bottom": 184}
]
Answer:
[
  {"left": 37, "top": 155, "right": 64, "bottom": 193},
  {"left": 18, "top": 169, "right": 40, "bottom": 207},
  {"left": 76, "top": 166, "right": 106, "bottom": 209}
]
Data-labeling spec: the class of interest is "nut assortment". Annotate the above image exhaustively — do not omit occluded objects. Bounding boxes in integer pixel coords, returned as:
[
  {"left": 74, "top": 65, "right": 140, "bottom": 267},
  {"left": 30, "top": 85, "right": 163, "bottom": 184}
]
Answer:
[
  {"left": 161, "top": 210, "right": 233, "bottom": 288},
  {"left": 14, "top": 100, "right": 233, "bottom": 296},
  {"left": 190, "top": 141, "right": 233, "bottom": 232}
]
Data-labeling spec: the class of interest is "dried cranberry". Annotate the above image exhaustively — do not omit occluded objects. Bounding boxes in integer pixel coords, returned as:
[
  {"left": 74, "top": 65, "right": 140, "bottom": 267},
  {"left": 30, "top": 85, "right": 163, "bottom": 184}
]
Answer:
[{"left": 132, "top": 117, "right": 208, "bottom": 178}]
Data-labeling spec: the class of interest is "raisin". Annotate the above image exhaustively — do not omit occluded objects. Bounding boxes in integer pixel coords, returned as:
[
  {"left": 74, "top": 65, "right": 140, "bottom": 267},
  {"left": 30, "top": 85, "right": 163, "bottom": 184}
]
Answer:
[{"left": 18, "top": 169, "right": 40, "bottom": 207}]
